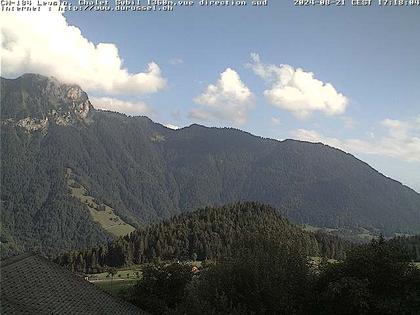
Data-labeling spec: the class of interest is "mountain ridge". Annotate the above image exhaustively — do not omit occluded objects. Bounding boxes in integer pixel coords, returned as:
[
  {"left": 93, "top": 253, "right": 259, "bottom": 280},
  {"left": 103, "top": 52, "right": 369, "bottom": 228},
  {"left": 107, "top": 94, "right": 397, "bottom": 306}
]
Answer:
[{"left": 1, "top": 74, "right": 420, "bottom": 257}]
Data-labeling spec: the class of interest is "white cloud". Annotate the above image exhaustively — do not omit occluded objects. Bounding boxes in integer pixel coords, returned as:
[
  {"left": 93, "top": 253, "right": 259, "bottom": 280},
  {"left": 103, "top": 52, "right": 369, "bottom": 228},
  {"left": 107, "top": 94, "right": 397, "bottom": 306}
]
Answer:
[
  {"left": 0, "top": 11, "right": 166, "bottom": 95},
  {"left": 292, "top": 116, "right": 420, "bottom": 162},
  {"left": 90, "top": 97, "right": 154, "bottom": 116},
  {"left": 248, "top": 53, "right": 348, "bottom": 119},
  {"left": 164, "top": 124, "right": 180, "bottom": 130},
  {"left": 190, "top": 68, "right": 254, "bottom": 126}
]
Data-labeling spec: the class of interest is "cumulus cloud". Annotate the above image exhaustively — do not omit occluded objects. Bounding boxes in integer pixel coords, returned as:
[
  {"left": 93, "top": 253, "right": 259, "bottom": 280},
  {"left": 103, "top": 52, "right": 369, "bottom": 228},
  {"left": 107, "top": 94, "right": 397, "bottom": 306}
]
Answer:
[
  {"left": 292, "top": 116, "right": 420, "bottom": 162},
  {"left": 189, "top": 68, "right": 254, "bottom": 126},
  {"left": 248, "top": 53, "right": 348, "bottom": 119},
  {"left": 90, "top": 97, "right": 154, "bottom": 116},
  {"left": 0, "top": 11, "right": 166, "bottom": 95}
]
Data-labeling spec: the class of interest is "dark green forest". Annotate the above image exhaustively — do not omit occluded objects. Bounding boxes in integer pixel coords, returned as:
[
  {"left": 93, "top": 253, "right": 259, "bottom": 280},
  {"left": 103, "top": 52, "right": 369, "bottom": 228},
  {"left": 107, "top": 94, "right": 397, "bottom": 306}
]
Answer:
[
  {"left": 55, "top": 202, "right": 353, "bottom": 273},
  {"left": 2, "top": 74, "right": 420, "bottom": 258},
  {"left": 123, "top": 236, "right": 420, "bottom": 315},
  {"left": 2, "top": 74, "right": 420, "bottom": 315},
  {"left": 389, "top": 235, "right": 420, "bottom": 261}
]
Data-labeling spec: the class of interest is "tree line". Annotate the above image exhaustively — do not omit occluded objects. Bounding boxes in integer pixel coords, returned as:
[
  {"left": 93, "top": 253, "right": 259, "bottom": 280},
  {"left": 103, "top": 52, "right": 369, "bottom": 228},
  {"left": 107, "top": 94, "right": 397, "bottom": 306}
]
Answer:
[
  {"left": 56, "top": 202, "right": 353, "bottom": 273},
  {"left": 124, "top": 235, "right": 420, "bottom": 314},
  {"left": 388, "top": 235, "right": 420, "bottom": 261}
]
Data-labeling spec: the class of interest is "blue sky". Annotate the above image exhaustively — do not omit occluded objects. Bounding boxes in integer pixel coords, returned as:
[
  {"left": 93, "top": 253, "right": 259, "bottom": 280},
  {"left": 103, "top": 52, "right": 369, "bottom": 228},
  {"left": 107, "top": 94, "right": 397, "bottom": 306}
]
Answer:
[{"left": 1, "top": 2, "right": 419, "bottom": 191}]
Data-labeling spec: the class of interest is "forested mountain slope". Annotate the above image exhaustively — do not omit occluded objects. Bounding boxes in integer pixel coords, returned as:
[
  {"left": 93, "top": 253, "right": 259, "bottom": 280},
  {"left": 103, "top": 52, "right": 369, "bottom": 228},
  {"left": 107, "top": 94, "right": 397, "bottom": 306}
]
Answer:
[
  {"left": 56, "top": 202, "right": 353, "bottom": 272},
  {"left": 1, "top": 74, "right": 420, "bottom": 257}
]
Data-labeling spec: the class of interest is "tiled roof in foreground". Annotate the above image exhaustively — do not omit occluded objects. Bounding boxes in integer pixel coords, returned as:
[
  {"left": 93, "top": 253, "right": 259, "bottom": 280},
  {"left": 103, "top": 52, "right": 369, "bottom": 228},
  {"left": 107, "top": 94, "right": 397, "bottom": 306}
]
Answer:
[{"left": 0, "top": 253, "right": 142, "bottom": 314}]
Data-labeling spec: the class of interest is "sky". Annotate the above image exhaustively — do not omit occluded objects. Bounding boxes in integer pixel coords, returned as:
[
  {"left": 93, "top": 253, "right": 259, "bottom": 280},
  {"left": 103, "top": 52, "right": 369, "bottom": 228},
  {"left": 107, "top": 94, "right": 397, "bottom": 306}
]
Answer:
[{"left": 1, "top": 2, "right": 419, "bottom": 192}]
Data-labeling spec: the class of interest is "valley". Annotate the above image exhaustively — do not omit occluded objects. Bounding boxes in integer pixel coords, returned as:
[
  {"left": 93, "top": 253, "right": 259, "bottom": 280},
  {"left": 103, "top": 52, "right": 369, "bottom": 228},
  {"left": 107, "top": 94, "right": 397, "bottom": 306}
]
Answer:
[
  {"left": 2, "top": 3, "right": 419, "bottom": 314},
  {"left": 1, "top": 74, "right": 420, "bottom": 257}
]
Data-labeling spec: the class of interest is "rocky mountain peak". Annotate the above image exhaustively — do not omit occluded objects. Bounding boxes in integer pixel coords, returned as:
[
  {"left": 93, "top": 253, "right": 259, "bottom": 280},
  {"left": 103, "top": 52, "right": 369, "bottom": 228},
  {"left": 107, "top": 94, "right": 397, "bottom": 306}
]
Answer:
[{"left": 0, "top": 74, "right": 94, "bottom": 132}]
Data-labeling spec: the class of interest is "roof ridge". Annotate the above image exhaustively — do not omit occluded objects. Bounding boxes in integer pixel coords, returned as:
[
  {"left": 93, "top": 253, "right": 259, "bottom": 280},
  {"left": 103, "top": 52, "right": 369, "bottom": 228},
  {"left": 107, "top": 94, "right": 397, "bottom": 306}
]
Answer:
[
  {"left": 1, "top": 253, "right": 143, "bottom": 314},
  {"left": 0, "top": 252, "right": 35, "bottom": 268}
]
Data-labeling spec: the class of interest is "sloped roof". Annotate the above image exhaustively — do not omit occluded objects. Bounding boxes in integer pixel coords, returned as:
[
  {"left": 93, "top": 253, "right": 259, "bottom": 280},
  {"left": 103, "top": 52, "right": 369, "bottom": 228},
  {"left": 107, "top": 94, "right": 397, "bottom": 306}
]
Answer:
[{"left": 0, "top": 253, "right": 142, "bottom": 314}]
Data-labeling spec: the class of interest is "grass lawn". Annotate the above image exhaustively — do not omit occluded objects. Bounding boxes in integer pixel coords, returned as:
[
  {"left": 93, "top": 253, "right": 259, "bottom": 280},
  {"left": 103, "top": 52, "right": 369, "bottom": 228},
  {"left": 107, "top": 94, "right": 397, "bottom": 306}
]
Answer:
[
  {"left": 88, "top": 267, "right": 142, "bottom": 296},
  {"left": 89, "top": 268, "right": 143, "bottom": 281},
  {"left": 94, "top": 279, "right": 138, "bottom": 296}
]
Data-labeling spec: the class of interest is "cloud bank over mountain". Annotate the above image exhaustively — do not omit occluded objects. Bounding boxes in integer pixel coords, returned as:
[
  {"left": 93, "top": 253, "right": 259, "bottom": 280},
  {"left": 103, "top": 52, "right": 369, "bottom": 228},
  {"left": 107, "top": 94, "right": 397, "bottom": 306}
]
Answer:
[
  {"left": 293, "top": 116, "right": 420, "bottom": 162},
  {"left": 0, "top": 11, "right": 166, "bottom": 95}
]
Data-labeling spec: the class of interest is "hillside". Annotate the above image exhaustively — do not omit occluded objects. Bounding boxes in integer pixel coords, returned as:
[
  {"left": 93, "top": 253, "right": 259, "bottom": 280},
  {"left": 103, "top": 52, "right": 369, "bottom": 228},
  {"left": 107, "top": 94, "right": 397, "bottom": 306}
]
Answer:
[
  {"left": 388, "top": 235, "right": 420, "bottom": 261},
  {"left": 56, "top": 202, "right": 352, "bottom": 272},
  {"left": 1, "top": 74, "right": 420, "bottom": 257}
]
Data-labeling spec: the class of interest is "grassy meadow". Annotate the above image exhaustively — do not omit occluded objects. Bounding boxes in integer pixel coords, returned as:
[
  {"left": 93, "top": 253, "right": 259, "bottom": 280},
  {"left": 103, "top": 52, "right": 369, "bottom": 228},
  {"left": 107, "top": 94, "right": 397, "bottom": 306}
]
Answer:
[
  {"left": 66, "top": 168, "right": 136, "bottom": 237},
  {"left": 88, "top": 267, "right": 142, "bottom": 296},
  {"left": 95, "top": 279, "right": 138, "bottom": 296}
]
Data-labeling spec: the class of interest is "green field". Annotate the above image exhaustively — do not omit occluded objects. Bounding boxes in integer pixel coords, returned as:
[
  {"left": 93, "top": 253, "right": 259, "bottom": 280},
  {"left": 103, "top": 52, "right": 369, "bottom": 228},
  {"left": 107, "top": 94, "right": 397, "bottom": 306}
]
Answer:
[
  {"left": 94, "top": 279, "right": 138, "bottom": 296},
  {"left": 88, "top": 262, "right": 201, "bottom": 295},
  {"left": 302, "top": 224, "right": 339, "bottom": 233},
  {"left": 301, "top": 224, "right": 377, "bottom": 242},
  {"left": 66, "top": 168, "right": 136, "bottom": 237},
  {"left": 88, "top": 267, "right": 142, "bottom": 296},
  {"left": 89, "top": 268, "right": 142, "bottom": 281}
]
